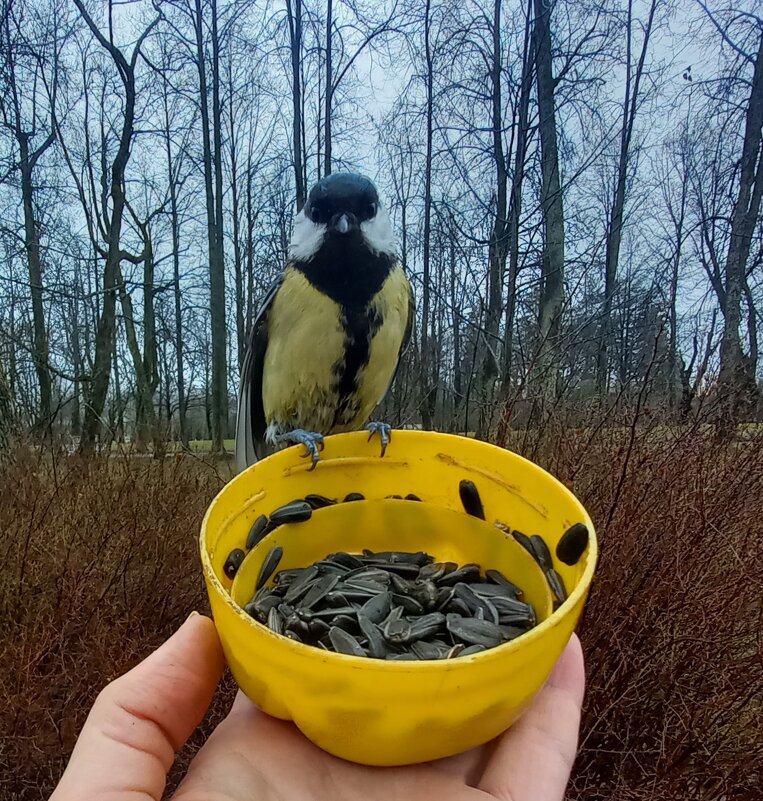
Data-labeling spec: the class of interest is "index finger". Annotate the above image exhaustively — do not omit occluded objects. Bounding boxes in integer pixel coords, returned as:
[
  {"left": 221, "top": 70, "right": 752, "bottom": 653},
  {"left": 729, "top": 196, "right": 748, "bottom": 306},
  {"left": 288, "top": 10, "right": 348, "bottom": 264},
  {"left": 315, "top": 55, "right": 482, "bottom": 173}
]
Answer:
[{"left": 478, "top": 634, "right": 585, "bottom": 801}]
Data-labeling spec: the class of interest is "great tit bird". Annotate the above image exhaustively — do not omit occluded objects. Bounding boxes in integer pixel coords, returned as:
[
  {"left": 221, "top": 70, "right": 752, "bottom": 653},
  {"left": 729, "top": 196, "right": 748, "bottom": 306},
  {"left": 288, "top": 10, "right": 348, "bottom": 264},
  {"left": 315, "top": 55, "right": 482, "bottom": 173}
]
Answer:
[{"left": 234, "top": 172, "right": 414, "bottom": 472}]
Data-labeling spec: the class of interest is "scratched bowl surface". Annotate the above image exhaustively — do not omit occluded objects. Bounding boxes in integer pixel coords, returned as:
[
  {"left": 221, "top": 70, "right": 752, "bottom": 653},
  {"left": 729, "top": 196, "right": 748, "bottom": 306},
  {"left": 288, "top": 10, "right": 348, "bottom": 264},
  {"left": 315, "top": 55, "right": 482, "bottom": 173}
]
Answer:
[{"left": 200, "top": 431, "right": 597, "bottom": 765}]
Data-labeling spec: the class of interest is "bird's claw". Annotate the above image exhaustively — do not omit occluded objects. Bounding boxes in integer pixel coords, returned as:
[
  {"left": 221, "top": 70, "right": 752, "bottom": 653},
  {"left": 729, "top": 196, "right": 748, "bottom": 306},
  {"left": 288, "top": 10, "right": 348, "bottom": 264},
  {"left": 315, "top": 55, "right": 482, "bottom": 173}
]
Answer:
[
  {"left": 366, "top": 421, "right": 392, "bottom": 457},
  {"left": 275, "top": 429, "right": 325, "bottom": 470}
]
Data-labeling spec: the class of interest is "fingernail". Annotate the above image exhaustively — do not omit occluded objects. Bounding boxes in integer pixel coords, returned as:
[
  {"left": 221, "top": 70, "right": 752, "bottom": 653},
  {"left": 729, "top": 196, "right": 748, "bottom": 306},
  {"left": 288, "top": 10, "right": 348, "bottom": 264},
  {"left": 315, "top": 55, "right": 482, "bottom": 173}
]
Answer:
[{"left": 185, "top": 610, "right": 200, "bottom": 623}]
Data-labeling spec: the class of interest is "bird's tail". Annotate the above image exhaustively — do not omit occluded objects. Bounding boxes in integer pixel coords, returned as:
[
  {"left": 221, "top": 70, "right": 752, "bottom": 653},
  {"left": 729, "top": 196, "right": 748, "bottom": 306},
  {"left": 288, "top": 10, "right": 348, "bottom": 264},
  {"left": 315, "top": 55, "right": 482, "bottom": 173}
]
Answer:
[{"left": 234, "top": 347, "right": 259, "bottom": 474}]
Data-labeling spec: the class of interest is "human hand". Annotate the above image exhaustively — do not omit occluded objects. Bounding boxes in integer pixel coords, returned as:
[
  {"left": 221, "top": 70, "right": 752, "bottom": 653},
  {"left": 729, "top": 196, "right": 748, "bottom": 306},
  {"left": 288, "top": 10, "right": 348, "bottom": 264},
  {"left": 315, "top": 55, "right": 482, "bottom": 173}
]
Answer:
[{"left": 50, "top": 612, "right": 585, "bottom": 801}]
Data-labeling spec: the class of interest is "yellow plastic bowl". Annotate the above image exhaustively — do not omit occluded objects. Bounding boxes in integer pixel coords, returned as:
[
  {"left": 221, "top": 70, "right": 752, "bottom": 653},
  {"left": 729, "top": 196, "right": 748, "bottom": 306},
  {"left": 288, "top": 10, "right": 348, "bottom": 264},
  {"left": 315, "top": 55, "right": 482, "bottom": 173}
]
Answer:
[{"left": 200, "top": 430, "right": 597, "bottom": 766}]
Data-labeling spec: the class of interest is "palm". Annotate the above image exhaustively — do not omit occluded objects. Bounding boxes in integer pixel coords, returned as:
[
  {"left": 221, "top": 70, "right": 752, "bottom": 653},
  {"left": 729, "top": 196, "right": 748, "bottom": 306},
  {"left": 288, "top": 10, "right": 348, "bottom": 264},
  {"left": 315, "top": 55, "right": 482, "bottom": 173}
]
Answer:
[{"left": 174, "top": 637, "right": 583, "bottom": 801}]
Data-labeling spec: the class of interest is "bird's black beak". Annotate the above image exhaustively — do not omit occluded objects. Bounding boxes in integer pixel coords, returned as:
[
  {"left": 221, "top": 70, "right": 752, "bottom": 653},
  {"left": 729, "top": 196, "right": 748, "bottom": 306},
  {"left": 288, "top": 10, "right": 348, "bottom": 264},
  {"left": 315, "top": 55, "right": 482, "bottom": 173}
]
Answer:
[{"left": 329, "top": 212, "right": 358, "bottom": 235}]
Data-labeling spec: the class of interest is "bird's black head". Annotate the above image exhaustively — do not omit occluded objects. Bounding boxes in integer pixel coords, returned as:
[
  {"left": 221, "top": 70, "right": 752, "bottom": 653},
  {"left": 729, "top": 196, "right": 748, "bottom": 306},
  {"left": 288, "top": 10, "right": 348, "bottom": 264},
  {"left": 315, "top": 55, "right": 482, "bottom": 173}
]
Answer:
[
  {"left": 305, "top": 172, "right": 379, "bottom": 234},
  {"left": 289, "top": 172, "right": 398, "bottom": 264}
]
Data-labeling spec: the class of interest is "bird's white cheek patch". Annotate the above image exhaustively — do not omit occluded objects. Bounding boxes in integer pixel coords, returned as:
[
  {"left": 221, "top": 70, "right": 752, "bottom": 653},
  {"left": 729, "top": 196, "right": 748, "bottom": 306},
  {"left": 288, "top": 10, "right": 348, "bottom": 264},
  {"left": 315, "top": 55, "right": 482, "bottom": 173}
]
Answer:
[
  {"left": 360, "top": 206, "right": 398, "bottom": 258},
  {"left": 288, "top": 211, "right": 326, "bottom": 262}
]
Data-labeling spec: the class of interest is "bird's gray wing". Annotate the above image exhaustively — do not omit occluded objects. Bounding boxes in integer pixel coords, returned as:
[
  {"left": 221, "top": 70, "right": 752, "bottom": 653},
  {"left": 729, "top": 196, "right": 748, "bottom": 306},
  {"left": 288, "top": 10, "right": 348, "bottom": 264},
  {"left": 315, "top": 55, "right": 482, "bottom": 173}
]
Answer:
[{"left": 234, "top": 277, "right": 282, "bottom": 473}]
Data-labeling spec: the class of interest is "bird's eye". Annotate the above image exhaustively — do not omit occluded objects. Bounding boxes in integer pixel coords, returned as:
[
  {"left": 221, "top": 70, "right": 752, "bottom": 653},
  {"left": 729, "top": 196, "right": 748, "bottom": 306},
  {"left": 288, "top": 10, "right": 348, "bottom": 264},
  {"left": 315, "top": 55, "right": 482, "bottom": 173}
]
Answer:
[
  {"left": 366, "top": 202, "right": 377, "bottom": 218},
  {"left": 311, "top": 205, "right": 324, "bottom": 223}
]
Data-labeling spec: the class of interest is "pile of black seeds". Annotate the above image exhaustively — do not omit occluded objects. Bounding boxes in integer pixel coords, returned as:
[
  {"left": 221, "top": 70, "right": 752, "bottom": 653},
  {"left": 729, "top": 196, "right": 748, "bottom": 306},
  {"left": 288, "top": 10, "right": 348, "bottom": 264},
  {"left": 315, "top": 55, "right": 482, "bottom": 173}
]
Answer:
[
  {"left": 243, "top": 547, "right": 538, "bottom": 660},
  {"left": 222, "top": 480, "right": 591, "bottom": 650}
]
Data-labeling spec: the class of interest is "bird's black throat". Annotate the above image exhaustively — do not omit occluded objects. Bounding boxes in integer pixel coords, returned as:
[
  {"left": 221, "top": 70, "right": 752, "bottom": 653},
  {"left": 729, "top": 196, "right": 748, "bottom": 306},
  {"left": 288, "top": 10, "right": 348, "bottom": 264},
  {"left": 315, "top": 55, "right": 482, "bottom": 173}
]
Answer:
[
  {"left": 293, "top": 232, "right": 394, "bottom": 309},
  {"left": 294, "top": 233, "right": 394, "bottom": 427}
]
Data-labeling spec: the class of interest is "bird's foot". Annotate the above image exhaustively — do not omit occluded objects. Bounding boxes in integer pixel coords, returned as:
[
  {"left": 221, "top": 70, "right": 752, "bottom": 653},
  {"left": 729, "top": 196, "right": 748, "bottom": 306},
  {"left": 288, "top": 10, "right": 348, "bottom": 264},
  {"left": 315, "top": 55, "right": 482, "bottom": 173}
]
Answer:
[
  {"left": 275, "top": 429, "right": 325, "bottom": 470},
  {"left": 365, "top": 421, "right": 392, "bottom": 457}
]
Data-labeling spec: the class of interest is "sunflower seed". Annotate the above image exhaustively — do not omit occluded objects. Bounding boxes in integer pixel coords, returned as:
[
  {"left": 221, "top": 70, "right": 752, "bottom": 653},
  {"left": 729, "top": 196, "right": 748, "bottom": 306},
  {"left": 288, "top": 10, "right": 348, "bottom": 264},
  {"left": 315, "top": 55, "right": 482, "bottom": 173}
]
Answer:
[
  {"left": 363, "top": 560, "right": 421, "bottom": 577},
  {"left": 359, "top": 591, "right": 393, "bottom": 623},
  {"left": 343, "top": 492, "right": 365, "bottom": 502},
  {"left": 391, "top": 593, "right": 425, "bottom": 615},
  {"left": 556, "top": 523, "right": 589, "bottom": 566},
  {"left": 405, "top": 493, "right": 422, "bottom": 501},
  {"left": 304, "top": 493, "right": 337, "bottom": 509},
  {"left": 224, "top": 549, "right": 245, "bottom": 580},
  {"left": 446, "top": 614, "right": 503, "bottom": 647},
  {"left": 357, "top": 613, "right": 387, "bottom": 658},
  {"left": 488, "top": 571, "right": 525, "bottom": 600},
  {"left": 530, "top": 535, "right": 554, "bottom": 571},
  {"left": 343, "top": 579, "right": 388, "bottom": 595},
  {"left": 499, "top": 624, "right": 528, "bottom": 640},
  {"left": 363, "top": 550, "right": 431, "bottom": 566},
  {"left": 245, "top": 515, "right": 269, "bottom": 550},
  {"left": 490, "top": 595, "right": 535, "bottom": 616},
  {"left": 247, "top": 590, "right": 282, "bottom": 621},
  {"left": 274, "top": 568, "right": 306, "bottom": 587},
  {"left": 437, "top": 564, "right": 481, "bottom": 586},
  {"left": 270, "top": 501, "right": 313, "bottom": 525},
  {"left": 330, "top": 614, "right": 359, "bottom": 633},
  {"left": 419, "top": 561, "right": 457, "bottom": 581},
  {"left": 460, "top": 644, "right": 487, "bottom": 656},
  {"left": 459, "top": 479, "right": 485, "bottom": 519},
  {"left": 410, "top": 640, "right": 445, "bottom": 660},
  {"left": 300, "top": 574, "right": 340, "bottom": 609},
  {"left": 255, "top": 546, "right": 283, "bottom": 590},
  {"left": 329, "top": 627, "right": 366, "bottom": 656},
  {"left": 546, "top": 568, "right": 567, "bottom": 603},
  {"left": 306, "top": 605, "right": 358, "bottom": 620},
  {"left": 511, "top": 530, "right": 535, "bottom": 558},
  {"left": 267, "top": 606, "right": 284, "bottom": 635},
  {"left": 326, "top": 552, "right": 364, "bottom": 569},
  {"left": 283, "top": 565, "right": 320, "bottom": 603}
]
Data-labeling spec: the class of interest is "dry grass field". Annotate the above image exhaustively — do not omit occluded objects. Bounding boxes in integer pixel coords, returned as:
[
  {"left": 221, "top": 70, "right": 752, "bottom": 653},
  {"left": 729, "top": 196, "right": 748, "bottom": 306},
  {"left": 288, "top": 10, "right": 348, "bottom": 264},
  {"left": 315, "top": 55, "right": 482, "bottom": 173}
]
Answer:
[{"left": 1, "top": 425, "right": 761, "bottom": 799}]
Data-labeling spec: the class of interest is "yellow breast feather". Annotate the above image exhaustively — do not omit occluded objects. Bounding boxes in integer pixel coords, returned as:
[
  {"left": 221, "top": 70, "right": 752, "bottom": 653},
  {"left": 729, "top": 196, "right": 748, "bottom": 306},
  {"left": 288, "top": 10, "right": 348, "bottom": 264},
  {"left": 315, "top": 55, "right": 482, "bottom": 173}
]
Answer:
[{"left": 262, "top": 268, "right": 345, "bottom": 434}]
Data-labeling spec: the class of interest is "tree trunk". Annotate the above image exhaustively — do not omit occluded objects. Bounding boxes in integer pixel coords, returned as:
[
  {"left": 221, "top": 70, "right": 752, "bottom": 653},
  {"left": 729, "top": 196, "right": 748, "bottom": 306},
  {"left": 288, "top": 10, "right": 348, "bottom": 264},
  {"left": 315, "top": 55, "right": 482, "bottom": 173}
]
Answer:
[
  {"left": 324, "top": 0, "right": 333, "bottom": 176},
  {"left": 501, "top": 0, "right": 533, "bottom": 388},
  {"left": 194, "top": 0, "right": 227, "bottom": 454},
  {"left": 117, "top": 264, "right": 160, "bottom": 452},
  {"left": 421, "top": 0, "right": 435, "bottom": 430},
  {"left": 449, "top": 233, "right": 462, "bottom": 426},
  {"left": 482, "top": 0, "right": 508, "bottom": 409},
  {"left": 3, "top": 6, "right": 57, "bottom": 436},
  {"left": 228, "top": 62, "right": 245, "bottom": 370},
  {"left": 286, "top": 0, "right": 306, "bottom": 210},
  {"left": 18, "top": 139, "right": 53, "bottom": 434},
  {"left": 716, "top": 32, "right": 763, "bottom": 437},
  {"left": 533, "top": 0, "right": 565, "bottom": 407},
  {"left": 163, "top": 89, "right": 188, "bottom": 448},
  {"left": 0, "top": 357, "right": 17, "bottom": 468},
  {"left": 596, "top": 0, "right": 657, "bottom": 396}
]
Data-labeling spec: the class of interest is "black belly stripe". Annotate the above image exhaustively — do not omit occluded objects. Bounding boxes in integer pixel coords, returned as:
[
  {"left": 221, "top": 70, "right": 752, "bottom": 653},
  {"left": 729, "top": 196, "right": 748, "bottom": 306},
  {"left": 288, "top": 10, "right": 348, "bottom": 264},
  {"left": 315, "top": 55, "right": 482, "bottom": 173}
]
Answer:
[{"left": 333, "top": 304, "right": 382, "bottom": 427}]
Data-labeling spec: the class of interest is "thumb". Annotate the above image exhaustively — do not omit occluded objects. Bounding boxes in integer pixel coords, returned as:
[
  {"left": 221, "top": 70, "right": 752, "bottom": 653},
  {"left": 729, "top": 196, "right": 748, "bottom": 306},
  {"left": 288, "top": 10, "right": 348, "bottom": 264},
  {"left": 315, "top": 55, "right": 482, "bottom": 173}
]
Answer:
[{"left": 50, "top": 612, "right": 225, "bottom": 801}]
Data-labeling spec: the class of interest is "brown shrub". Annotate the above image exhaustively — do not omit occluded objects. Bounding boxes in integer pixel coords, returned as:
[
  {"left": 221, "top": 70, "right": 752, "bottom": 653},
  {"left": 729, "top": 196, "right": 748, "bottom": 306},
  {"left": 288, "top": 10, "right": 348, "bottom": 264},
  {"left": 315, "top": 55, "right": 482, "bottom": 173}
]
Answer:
[
  {"left": 522, "top": 423, "right": 763, "bottom": 801},
  {"left": 0, "top": 428, "right": 761, "bottom": 800},
  {"left": 0, "top": 450, "right": 236, "bottom": 799}
]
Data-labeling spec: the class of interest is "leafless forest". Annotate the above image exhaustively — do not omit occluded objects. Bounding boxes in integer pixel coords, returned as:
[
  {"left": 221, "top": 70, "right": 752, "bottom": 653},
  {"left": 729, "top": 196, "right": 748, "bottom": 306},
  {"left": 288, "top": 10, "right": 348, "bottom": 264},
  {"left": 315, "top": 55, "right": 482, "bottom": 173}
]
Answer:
[{"left": 1, "top": 1, "right": 762, "bottom": 799}]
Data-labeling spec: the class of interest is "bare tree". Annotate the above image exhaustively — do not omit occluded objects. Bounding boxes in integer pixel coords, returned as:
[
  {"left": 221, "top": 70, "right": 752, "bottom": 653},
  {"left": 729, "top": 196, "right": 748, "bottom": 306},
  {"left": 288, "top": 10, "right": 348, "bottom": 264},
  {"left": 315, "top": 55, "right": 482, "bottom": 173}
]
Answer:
[
  {"left": 596, "top": 0, "right": 658, "bottom": 395},
  {"left": 532, "top": 0, "right": 565, "bottom": 406},
  {"left": 0, "top": 0, "right": 63, "bottom": 433},
  {"left": 190, "top": 0, "right": 227, "bottom": 452},
  {"left": 70, "top": 0, "right": 161, "bottom": 452},
  {"left": 710, "top": 19, "right": 763, "bottom": 436}
]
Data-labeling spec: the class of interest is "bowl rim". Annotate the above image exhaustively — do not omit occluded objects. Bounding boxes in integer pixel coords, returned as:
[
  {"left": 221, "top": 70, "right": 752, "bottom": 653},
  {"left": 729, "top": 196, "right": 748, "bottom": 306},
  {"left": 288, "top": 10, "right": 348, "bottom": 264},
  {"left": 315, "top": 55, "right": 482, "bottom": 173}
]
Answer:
[{"left": 199, "top": 430, "right": 598, "bottom": 669}]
